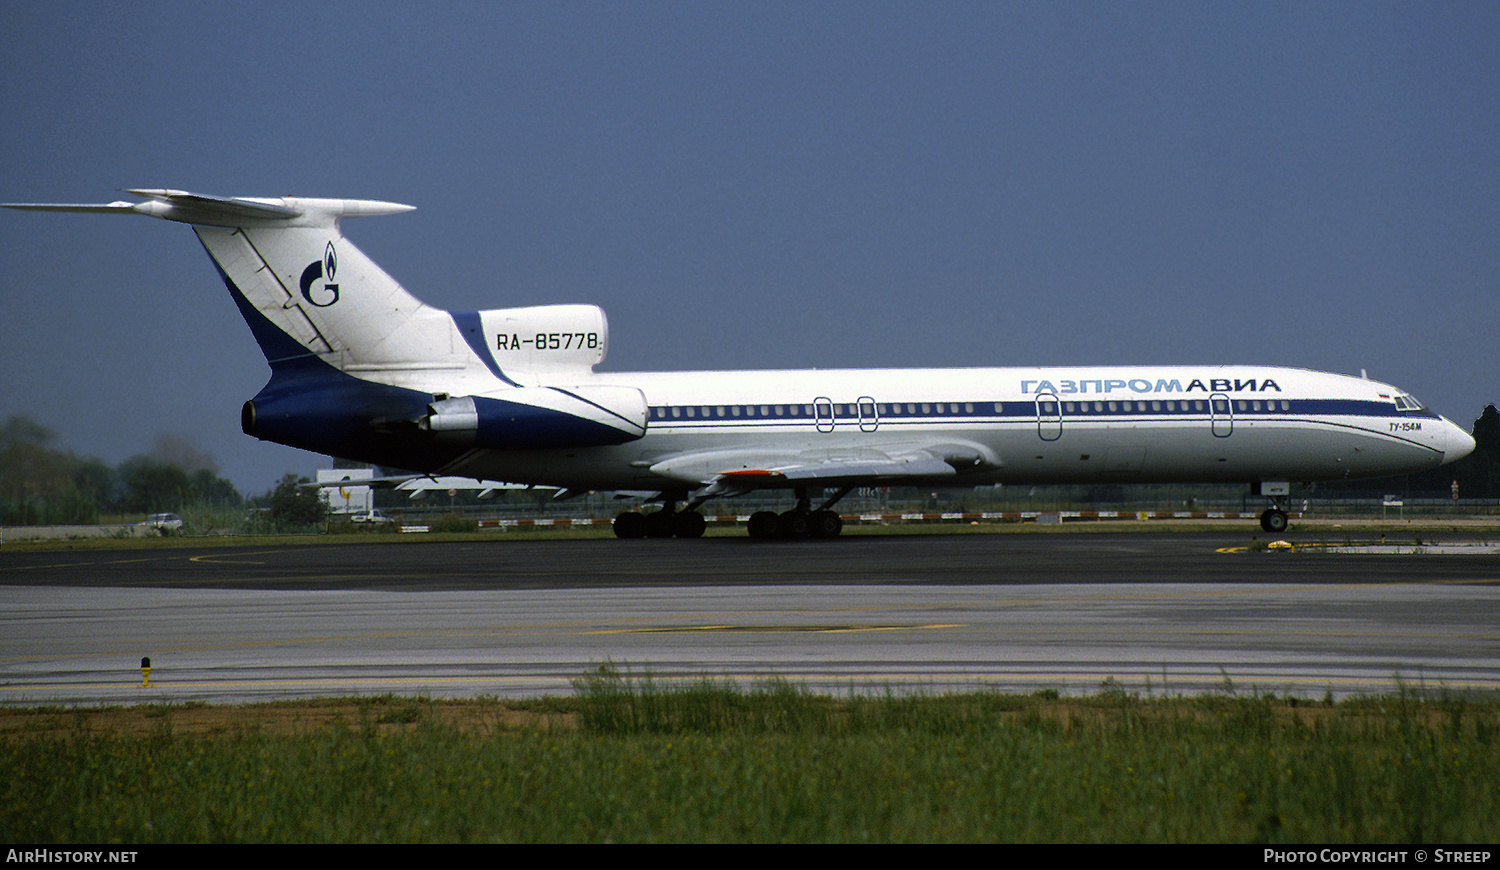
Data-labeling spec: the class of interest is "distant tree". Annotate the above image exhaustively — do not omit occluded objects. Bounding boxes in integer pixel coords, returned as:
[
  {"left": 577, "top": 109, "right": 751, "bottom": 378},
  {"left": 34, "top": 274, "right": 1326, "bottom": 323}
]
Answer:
[
  {"left": 1398, "top": 404, "right": 1500, "bottom": 499},
  {"left": 1472, "top": 404, "right": 1499, "bottom": 455},
  {"left": 74, "top": 458, "right": 120, "bottom": 512},
  {"left": 188, "top": 468, "right": 242, "bottom": 505},
  {"left": 0, "top": 417, "right": 247, "bottom": 525},
  {"left": 151, "top": 434, "right": 220, "bottom": 475},
  {"left": 0, "top": 416, "right": 55, "bottom": 449},
  {"left": 0, "top": 416, "right": 81, "bottom": 524},
  {"left": 1454, "top": 404, "right": 1500, "bottom": 498},
  {"left": 117, "top": 456, "right": 191, "bottom": 514},
  {"left": 267, "top": 473, "right": 327, "bottom": 528}
]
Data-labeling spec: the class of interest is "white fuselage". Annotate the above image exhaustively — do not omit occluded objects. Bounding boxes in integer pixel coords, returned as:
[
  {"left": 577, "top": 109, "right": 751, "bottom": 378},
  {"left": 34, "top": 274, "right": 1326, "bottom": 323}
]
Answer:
[{"left": 431, "top": 364, "right": 1472, "bottom": 492}]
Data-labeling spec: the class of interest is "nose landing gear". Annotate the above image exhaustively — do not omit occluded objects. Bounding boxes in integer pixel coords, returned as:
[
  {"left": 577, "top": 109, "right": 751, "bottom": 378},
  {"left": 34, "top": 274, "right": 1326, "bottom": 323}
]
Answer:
[
  {"left": 1259, "top": 507, "right": 1289, "bottom": 533},
  {"left": 1254, "top": 481, "right": 1291, "bottom": 533}
]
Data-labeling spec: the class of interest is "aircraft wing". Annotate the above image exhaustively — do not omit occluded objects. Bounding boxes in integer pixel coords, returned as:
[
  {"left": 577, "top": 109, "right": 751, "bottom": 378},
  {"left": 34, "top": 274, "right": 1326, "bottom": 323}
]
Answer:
[
  {"left": 303, "top": 474, "right": 433, "bottom": 490},
  {"left": 303, "top": 473, "right": 549, "bottom": 495},
  {"left": 650, "top": 444, "right": 989, "bottom": 497},
  {"left": 756, "top": 453, "right": 956, "bottom": 482}
]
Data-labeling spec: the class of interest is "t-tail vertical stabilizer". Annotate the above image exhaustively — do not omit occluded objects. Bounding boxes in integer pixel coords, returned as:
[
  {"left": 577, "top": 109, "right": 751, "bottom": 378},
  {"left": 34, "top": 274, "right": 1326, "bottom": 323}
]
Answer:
[{"left": 3, "top": 190, "right": 649, "bottom": 466}]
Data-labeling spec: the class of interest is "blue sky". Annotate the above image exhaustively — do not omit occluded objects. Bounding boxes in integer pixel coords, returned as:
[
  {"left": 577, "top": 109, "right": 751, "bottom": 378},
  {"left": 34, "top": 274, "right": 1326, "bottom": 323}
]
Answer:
[{"left": 2, "top": 2, "right": 1496, "bottom": 494}]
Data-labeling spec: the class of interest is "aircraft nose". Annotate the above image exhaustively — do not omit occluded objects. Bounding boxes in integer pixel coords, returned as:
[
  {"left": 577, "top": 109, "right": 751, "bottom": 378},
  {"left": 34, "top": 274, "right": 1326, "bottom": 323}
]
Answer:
[{"left": 1437, "top": 417, "right": 1476, "bottom": 463}]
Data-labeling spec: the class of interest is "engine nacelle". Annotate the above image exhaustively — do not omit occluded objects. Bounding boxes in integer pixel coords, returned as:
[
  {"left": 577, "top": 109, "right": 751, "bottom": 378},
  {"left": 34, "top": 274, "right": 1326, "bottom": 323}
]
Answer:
[
  {"left": 420, "top": 385, "right": 647, "bottom": 449},
  {"left": 241, "top": 375, "right": 436, "bottom": 463}
]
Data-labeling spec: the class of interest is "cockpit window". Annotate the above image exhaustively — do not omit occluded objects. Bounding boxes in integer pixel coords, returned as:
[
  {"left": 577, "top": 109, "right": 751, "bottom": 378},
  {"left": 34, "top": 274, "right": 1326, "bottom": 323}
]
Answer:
[{"left": 1394, "top": 394, "right": 1426, "bottom": 412}]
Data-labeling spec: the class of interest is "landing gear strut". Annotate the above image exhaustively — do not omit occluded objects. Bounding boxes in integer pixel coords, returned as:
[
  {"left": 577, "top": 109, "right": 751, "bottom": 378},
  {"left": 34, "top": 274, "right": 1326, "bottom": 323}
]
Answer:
[{"left": 1254, "top": 482, "right": 1291, "bottom": 533}]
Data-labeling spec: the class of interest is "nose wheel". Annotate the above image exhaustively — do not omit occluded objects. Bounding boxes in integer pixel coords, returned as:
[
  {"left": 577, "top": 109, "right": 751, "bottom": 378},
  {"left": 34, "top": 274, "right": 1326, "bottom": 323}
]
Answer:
[
  {"left": 1259, "top": 508, "right": 1288, "bottom": 533},
  {"left": 1253, "top": 482, "right": 1292, "bottom": 534}
]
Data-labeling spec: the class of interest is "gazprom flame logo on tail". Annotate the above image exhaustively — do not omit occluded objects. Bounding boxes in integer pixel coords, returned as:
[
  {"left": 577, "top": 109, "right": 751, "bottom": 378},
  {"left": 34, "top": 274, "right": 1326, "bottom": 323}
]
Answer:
[{"left": 299, "top": 242, "right": 340, "bottom": 307}]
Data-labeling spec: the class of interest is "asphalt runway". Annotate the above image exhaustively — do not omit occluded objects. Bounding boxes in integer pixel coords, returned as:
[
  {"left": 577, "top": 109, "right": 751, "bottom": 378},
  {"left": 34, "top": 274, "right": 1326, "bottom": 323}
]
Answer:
[{"left": 3, "top": 531, "right": 1497, "bottom": 704}]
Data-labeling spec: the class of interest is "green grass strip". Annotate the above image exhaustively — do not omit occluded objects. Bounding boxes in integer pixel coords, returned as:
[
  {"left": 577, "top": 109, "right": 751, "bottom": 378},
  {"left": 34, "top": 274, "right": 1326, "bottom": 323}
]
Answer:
[{"left": 3, "top": 676, "right": 1497, "bottom": 843}]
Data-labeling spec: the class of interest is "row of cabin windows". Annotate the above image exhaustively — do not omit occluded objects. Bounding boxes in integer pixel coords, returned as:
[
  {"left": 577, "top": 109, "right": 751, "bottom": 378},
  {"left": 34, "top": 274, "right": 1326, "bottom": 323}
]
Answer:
[
  {"left": 648, "top": 399, "right": 1295, "bottom": 421},
  {"left": 1050, "top": 399, "right": 1293, "bottom": 414},
  {"left": 648, "top": 403, "right": 986, "bottom": 420}
]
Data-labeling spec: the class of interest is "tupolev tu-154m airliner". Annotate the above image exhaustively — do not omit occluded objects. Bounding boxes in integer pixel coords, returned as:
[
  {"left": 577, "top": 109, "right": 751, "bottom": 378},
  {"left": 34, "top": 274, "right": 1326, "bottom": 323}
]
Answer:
[{"left": 4, "top": 191, "right": 1476, "bottom": 538}]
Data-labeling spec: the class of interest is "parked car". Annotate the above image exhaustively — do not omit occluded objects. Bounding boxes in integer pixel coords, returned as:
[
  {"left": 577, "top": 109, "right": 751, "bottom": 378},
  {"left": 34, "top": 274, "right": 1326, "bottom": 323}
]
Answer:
[
  {"left": 349, "top": 510, "right": 392, "bottom": 524},
  {"left": 139, "top": 513, "right": 184, "bottom": 535}
]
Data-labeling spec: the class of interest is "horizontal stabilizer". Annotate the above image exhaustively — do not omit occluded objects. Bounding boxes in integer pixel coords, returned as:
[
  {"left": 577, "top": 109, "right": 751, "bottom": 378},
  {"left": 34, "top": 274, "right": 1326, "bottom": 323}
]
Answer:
[
  {"left": 4, "top": 189, "right": 414, "bottom": 228},
  {"left": 0, "top": 201, "right": 138, "bottom": 213},
  {"left": 123, "top": 189, "right": 303, "bottom": 220}
]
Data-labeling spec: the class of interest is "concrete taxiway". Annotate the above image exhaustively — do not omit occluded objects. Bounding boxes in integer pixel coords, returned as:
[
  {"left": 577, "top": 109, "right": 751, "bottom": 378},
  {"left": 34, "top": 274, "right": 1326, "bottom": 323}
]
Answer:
[{"left": 2, "top": 531, "right": 1496, "bottom": 704}]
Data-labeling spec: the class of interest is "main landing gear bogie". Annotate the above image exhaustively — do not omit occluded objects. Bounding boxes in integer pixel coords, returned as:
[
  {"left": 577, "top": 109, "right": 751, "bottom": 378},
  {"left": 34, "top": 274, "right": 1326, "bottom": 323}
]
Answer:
[
  {"left": 747, "top": 509, "right": 843, "bottom": 539},
  {"left": 618, "top": 484, "right": 852, "bottom": 540},
  {"left": 613, "top": 508, "right": 706, "bottom": 539}
]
